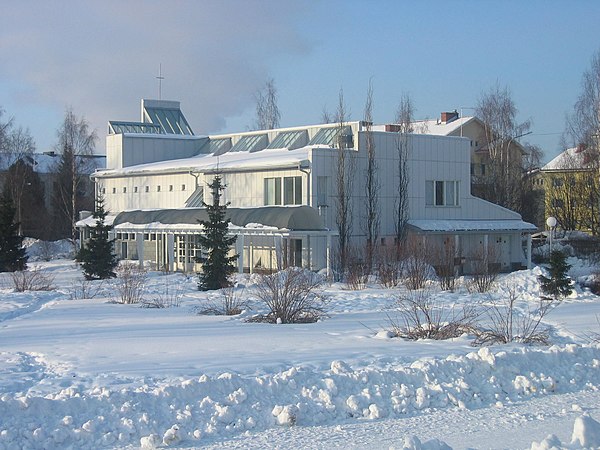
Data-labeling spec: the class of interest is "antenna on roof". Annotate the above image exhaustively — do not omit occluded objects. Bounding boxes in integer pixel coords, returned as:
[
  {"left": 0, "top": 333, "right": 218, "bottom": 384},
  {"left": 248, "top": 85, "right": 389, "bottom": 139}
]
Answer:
[{"left": 156, "top": 64, "right": 165, "bottom": 100}]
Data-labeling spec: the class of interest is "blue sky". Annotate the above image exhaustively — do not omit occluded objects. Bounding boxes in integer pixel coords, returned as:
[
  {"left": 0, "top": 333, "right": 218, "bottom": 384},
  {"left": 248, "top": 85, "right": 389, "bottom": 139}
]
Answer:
[{"left": 1, "top": 0, "right": 599, "bottom": 162}]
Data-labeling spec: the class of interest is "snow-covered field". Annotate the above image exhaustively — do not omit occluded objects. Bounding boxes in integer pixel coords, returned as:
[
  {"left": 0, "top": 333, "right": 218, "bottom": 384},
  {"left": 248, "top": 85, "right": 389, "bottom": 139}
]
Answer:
[{"left": 1, "top": 245, "right": 600, "bottom": 449}]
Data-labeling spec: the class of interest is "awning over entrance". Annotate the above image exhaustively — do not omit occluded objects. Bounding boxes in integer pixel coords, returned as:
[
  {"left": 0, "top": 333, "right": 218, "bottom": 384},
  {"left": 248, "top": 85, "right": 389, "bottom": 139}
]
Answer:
[
  {"left": 407, "top": 219, "right": 537, "bottom": 233},
  {"left": 112, "top": 205, "right": 329, "bottom": 232}
]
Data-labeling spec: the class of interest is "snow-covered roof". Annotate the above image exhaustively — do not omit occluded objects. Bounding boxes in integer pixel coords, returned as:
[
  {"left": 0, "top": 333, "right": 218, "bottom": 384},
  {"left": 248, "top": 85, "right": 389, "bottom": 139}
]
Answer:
[
  {"left": 75, "top": 214, "right": 116, "bottom": 228},
  {"left": 373, "top": 117, "right": 477, "bottom": 136},
  {"left": 94, "top": 146, "right": 314, "bottom": 177},
  {"left": 408, "top": 219, "right": 536, "bottom": 233},
  {"left": 542, "top": 146, "right": 597, "bottom": 171}
]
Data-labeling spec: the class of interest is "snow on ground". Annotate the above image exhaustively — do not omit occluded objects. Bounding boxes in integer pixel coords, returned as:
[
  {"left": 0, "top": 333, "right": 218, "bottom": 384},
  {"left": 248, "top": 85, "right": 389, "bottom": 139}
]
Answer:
[{"left": 0, "top": 249, "right": 599, "bottom": 449}]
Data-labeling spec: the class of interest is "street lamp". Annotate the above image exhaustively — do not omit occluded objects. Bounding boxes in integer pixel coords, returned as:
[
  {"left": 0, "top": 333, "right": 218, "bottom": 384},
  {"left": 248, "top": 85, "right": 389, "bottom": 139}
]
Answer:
[{"left": 546, "top": 216, "right": 557, "bottom": 253}]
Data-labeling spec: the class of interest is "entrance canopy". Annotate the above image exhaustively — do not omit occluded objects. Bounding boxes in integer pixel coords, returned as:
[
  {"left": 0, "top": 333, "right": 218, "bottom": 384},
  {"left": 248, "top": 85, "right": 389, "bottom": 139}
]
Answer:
[
  {"left": 113, "top": 205, "right": 329, "bottom": 232},
  {"left": 407, "top": 219, "right": 537, "bottom": 234}
]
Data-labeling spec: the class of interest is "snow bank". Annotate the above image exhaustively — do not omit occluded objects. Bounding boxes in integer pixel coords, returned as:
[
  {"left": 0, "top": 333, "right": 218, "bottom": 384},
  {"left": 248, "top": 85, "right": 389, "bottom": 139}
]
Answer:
[
  {"left": 531, "top": 414, "right": 600, "bottom": 449},
  {"left": 1, "top": 344, "right": 599, "bottom": 449}
]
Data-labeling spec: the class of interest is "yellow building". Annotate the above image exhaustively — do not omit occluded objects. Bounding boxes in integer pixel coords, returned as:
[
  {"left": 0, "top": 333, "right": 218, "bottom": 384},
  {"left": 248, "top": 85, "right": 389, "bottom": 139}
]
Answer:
[{"left": 537, "top": 145, "right": 599, "bottom": 235}]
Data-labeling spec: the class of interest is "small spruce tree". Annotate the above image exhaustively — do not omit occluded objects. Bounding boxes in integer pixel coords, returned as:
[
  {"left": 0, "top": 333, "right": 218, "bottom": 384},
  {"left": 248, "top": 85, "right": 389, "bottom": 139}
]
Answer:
[
  {"left": 538, "top": 249, "right": 572, "bottom": 299},
  {"left": 0, "top": 189, "right": 28, "bottom": 272},
  {"left": 77, "top": 197, "right": 118, "bottom": 280},
  {"left": 197, "top": 175, "right": 238, "bottom": 291}
]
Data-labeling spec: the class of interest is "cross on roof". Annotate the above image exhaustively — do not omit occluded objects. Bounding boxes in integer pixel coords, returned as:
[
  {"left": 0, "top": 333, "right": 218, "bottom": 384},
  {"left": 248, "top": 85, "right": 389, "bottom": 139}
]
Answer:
[{"left": 156, "top": 64, "right": 165, "bottom": 100}]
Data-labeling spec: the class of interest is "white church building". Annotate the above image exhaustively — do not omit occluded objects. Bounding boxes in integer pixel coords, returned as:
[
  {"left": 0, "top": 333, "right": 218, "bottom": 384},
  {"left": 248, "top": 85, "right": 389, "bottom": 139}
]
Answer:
[{"left": 81, "top": 99, "right": 536, "bottom": 275}]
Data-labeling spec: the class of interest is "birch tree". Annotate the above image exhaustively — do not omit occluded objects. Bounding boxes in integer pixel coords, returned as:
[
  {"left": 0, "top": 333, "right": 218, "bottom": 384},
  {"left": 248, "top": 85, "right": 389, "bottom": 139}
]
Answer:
[
  {"left": 564, "top": 49, "right": 600, "bottom": 234},
  {"left": 254, "top": 78, "right": 281, "bottom": 130},
  {"left": 52, "top": 108, "right": 97, "bottom": 242},
  {"left": 475, "top": 83, "right": 531, "bottom": 212},
  {"left": 362, "top": 80, "right": 380, "bottom": 271}
]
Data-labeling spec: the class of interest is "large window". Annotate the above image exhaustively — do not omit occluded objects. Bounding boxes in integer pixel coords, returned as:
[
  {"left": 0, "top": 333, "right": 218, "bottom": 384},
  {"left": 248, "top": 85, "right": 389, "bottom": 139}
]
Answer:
[
  {"left": 284, "top": 176, "right": 302, "bottom": 205},
  {"left": 264, "top": 177, "right": 282, "bottom": 205},
  {"left": 426, "top": 180, "right": 459, "bottom": 206},
  {"left": 264, "top": 176, "right": 302, "bottom": 205}
]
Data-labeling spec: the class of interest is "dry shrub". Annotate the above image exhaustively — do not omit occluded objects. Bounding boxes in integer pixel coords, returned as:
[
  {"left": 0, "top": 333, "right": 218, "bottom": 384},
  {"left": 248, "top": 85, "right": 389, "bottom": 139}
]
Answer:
[
  {"left": 430, "top": 237, "right": 457, "bottom": 292},
  {"left": 69, "top": 278, "right": 104, "bottom": 300},
  {"left": 401, "top": 236, "right": 432, "bottom": 290},
  {"left": 142, "top": 276, "right": 182, "bottom": 309},
  {"left": 388, "top": 286, "right": 478, "bottom": 340},
  {"left": 468, "top": 243, "right": 500, "bottom": 293},
  {"left": 115, "top": 264, "right": 147, "bottom": 304},
  {"left": 473, "top": 284, "right": 558, "bottom": 346},
  {"left": 376, "top": 245, "right": 402, "bottom": 288},
  {"left": 199, "top": 286, "right": 248, "bottom": 315},
  {"left": 11, "top": 267, "right": 54, "bottom": 292},
  {"left": 345, "top": 246, "right": 369, "bottom": 290},
  {"left": 253, "top": 268, "right": 325, "bottom": 324}
]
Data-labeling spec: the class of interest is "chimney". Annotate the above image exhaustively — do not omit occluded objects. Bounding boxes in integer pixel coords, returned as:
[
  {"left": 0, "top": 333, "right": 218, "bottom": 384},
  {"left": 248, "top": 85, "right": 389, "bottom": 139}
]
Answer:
[{"left": 440, "top": 110, "right": 459, "bottom": 124}]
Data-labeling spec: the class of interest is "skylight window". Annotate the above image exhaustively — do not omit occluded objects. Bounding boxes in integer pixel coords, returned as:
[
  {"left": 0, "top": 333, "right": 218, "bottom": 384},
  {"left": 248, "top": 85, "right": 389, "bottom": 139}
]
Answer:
[
  {"left": 308, "top": 126, "right": 352, "bottom": 147},
  {"left": 199, "top": 137, "right": 233, "bottom": 155},
  {"left": 108, "top": 121, "right": 162, "bottom": 135},
  {"left": 267, "top": 130, "right": 308, "bottom": 150},
  {"left": 143, "top": 107, "right": 193, "bottom": 135},
  {"left": 230, "top": 134, "right": 268, "bottom": 153}
]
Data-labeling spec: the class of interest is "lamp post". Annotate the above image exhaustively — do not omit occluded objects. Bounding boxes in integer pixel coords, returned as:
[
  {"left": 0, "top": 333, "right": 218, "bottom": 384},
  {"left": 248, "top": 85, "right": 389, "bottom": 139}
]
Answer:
[{"left": 546, "top": 216, "right": 557, "bottom": 254}]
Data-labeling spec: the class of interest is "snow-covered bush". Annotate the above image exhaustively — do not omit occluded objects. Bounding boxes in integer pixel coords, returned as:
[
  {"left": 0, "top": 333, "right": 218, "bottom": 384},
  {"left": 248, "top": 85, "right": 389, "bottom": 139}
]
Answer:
[
  {"left": 388, "top": 287, "right": 478, "bottom": 340},
  {"left": 11, "top": 267, "right": 54, "bottom": 292},
  {"left": 114, "top": 264, "right": 147, "bottom": 304},
  {"left": 253, "top": 268, "right": 325, "bottom": 323}
]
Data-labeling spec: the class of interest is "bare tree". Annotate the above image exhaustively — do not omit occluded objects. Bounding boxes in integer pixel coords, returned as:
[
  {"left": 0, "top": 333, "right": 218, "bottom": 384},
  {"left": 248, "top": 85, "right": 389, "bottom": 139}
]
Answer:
[
  {"left": 52, "top": 107, "right": 97, "bottom": 242},
  {"left": 394, "top": 93, "right": 414, "bottom": 255},
  {"left": 475, "top": 83, "right": 531, "bottom": 212},
  {"left": 0, "top": 107, "right": 14, "bottom": 156},
  {"left": 254, "top": 78, "right": 281, "bottom": 130},
  {"left": 564, "top": 49, "right": 600, "bottom": 233},
  {"left": 362, "top": 80, "right": 380, "bottom": 271},
  {"left": 321, "top": 106, "right": 334, "bottom": 124},
  {"left": 334, "top": 89, "right": 354, "bottom": 274}
]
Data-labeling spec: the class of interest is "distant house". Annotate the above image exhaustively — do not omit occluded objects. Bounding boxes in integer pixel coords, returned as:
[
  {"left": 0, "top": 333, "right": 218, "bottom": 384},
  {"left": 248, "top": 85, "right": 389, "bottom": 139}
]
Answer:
[
  {"left": 535, "top": 144, "right": 599, "bottom": 235},
  {"left": 384, "top": 111, "right": 527, "bottom": 200},
  {"left": 81, "top": 99, "right": 535, "bottom": 275}
]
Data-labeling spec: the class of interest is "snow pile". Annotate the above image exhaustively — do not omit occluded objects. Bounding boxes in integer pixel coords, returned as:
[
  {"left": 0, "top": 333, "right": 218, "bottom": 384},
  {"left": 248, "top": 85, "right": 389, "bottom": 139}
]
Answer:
[
  {"left": 23, "top": 239, "right": 75, "bottom": 261},
  {"left": 531, "top": 414, "right": 600, "bottom": 449},
  {"left": 0, "top": 345, "right": 599, "bottom": 448}
]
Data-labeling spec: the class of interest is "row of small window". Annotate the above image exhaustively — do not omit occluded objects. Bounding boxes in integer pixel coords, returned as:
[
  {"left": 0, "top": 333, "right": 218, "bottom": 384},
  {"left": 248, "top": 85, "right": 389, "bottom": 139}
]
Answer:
[
  {"left": 470, "top": 163, "right": 486, "bottom": 175},
  {"left": 103, "top": 185, "right": 188, "bottom": 194},
  {"left": 425, "top": 180, "right": 460, "bottom": 207},
  {"left": 264, "top": 176, "right": 303, "bottom": 206},
  {"left": 116, "top": 233, "right": 163, "bottom": 241}
]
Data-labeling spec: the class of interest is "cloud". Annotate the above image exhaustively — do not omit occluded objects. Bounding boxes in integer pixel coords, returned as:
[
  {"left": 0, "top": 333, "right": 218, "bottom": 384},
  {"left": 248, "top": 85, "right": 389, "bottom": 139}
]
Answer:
[{"left": 0, "top": 0, "right": 314, "bottom": 147}]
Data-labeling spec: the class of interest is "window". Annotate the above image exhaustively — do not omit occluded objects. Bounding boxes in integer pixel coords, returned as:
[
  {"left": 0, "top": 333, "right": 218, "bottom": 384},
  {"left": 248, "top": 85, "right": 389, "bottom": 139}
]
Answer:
[
  {"left": 552, "top": 199, "right": 564, "bottom": 208},
  {"left": 145, "top": 186, "right": 149, "bottom": 193},
  {"left": 481, "top": 164, "right": 485, "bottom": 175},
  {"left": 553, "top": 178, "right": 563, "bottom": 187},
  {"left": 317, "top": 176, "right": 328, "bottom": 206},
  {"left": 181, "top": 184, "right": 186, "bottom": 191},
  {"left": 134, "top": 186, "right": 138, "bottom": 193},
  {"left": 264, "top": 177, "right": 282, "bottom": 205},
  {"left": 284, "top": 176, "right": 302, "bottom": 205},
  {"left": 123, "top": 187, "right": 127, "bottom": 193},
  {"left": 426, "top": 180, "right": 459, "bottom": 206},
  {"left": 112, "top": 187, "right": 116, "bottom": 194},
  {"left": 169, "top": 185, "right": 173, "bottom": 192},
  {"left": 157, "top": 185, "right": 161, "bottom": 192}
]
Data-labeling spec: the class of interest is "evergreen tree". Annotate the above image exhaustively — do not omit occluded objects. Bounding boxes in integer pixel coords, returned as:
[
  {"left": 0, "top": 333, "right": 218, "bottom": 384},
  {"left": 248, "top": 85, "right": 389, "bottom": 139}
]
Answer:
[
  {"left": 538, "top": 250, "right": 572, "bottom": 299},
  {"left": 0, "top": 189, "right": 27, "bottom": 272},
  {"left": 77, "top": 197, "right": 118, "bottom": 280},
  {"left": 196, "top": 175, "right": 238, "bottom": 291}
]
